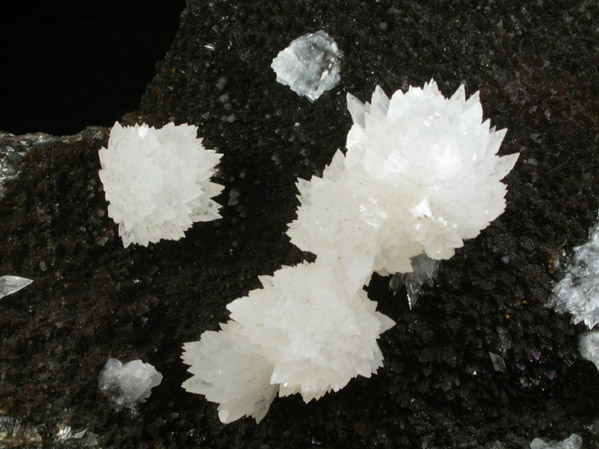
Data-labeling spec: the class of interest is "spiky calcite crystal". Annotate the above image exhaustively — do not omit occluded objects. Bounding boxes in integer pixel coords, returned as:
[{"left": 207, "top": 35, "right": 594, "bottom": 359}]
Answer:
[
  {"left": 98, "top": 122, "right": 223, "bottom": 247},
  {"left": 182, "top": 260, "right": 394, "bottom": 423},
  {"left": 289, "top": 81, "right": 519, "bottom": 279}
]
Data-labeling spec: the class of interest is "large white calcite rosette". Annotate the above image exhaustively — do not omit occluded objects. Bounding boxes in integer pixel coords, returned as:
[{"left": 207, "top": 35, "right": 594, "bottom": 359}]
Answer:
[
  {"left": 288, "top": 81, "right": 519, "bottom": 278},
  {"left": 181, "top": 260, "right": 394, "bottom": 423},
  {"left": 98, "top": 122, "right": 223, "bottom": 247}
]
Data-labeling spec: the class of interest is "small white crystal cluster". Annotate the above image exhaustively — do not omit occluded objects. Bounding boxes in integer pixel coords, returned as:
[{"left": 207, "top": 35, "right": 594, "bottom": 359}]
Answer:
[
  {"left": 271, "top": 30, "right": 343, "bottom": 102},
  {"left": 530, "top": 434, "right": 582, "bottom": 449},
  {"left": 579, "top": 330, "right": 599, "bottom": 372},
  {"left": 548, "top": 222, "right": 599, "bottom": 329},
  {"left": 98, "top": 122, "right": 223, "bottom": 247},
  {"left": 182, "top": 80, "right": 517, "bottom": 424},
  {"left": 98, "top": 358, "right": 163, "bottom": 410}
]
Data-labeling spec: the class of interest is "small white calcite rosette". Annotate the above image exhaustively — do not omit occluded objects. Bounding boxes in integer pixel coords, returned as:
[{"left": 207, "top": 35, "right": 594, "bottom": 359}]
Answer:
[
  {"left": 289, "top": 81, "right": 519, "bottom": 277},
  {"left": 98, "top": 358, "right": 163, "bottom": 410},
  {"left": 181, "top": 260, "right": 394, "bottom": 423},
  {"left": 98, "top": 122, "right": 223, "bottom": 247}
]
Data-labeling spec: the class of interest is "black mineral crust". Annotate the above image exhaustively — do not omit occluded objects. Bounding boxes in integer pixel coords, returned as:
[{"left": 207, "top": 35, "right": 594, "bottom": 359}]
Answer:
[{"left": 1, "top": 0, "right": 599, "bottom": 448}]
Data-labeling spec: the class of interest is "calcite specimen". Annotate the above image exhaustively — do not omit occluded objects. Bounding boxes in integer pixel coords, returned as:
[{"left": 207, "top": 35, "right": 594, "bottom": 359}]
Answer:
[
  {"left": 98, "top": 122, "right": 223, "bottom": 247},
  {"left": 271, "top": 30, "right": 343, "bottom": 102},
  {"left": 182, "top": 80, "right": 518, "bottom": 424}
]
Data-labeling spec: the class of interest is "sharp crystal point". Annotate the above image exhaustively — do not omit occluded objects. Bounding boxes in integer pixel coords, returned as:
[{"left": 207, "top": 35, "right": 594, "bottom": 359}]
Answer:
[{"left": 0, "top": 275, "right": 33, "bottom": 299}]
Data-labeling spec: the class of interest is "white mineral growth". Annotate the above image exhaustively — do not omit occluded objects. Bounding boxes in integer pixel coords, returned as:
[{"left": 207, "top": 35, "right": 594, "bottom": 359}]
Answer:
[
  {"left": 549, "top": 222, "right": 599, "bottom": 329},
  {"left": 182, "top": 322, "right": 278, "bottom": 424},
  {"left": 98, "top": 122, "right": 223, "bottom": 247},
  {"left": 182, "top": 80, "right": 518, "bottom": 424},
  {"left": 389, "top": 254, "right": 440, "bottom": 309},
  {"left": 98, "top": 358, "right": 163, "bottom": 410},
  {"left": 288, "top": 81, "right": 519, "bottom": 280},
  {"left": 182, "top": 260, "right": 394, "bottom": 423},
  {"left": 0, "top": 275, "right": 33, "bottom": 299},
  {"left": 579, "top": 330, "right": 599, "bottom": 372},
  {"left": 530, "top": 434, "right": 582, "bottom": 449},
  {"left": 271, "top": 30, "right": 343, "bottom": 102}
]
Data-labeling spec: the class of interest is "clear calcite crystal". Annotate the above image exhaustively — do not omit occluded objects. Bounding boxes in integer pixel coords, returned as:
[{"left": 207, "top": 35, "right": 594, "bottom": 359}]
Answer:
[
  {"left": 0, "top": 275, "right": 33, "bottom": 299},
  {"left": 98, "top": 122, "right": 223, "bottom": 247},
  {"left": 98, "top": 358, "right": 163, "bottom": 410},
  {"left": 530, "top": 434, "right": 582, "bottom": 449},
  {"left": 389, "top": 254, "right": 440, "bottom": 309},
  {"left": 271, "top": 30, "right": 343, "bottom": 102},
  {"left": 549, "top": 222, "right": 599, "bottom": 329},
  {"left": 289, "top": 81, "right": 518, "bottom": 277},
  {"left": 182, "top": 261, "right": 394, "bottom": 423}
]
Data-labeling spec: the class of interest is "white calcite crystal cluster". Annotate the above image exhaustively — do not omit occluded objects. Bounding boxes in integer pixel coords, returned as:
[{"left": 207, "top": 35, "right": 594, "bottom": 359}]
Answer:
[
  {"left": 549, "top": 222, "right": 599, "bottom": 329},
  {"left": 98, "top": 122, "right": 223, "bottom": 247},
  {"left": 289, "top": 82, "right": 518, "bottom": 280},
  {"left": 271, "top": 30, "right": 343, "bottom": 102},
  {"left": 182, "top": 80, "right": 518, "bottom": 424},
  {"left": 98, "top": 358, "right": 163, "bottom": 410}
]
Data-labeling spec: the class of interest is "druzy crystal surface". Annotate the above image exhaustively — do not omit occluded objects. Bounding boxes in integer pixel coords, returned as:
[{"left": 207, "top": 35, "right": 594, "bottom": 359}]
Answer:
[{"left": 271, "top": 30, "right": 343, "bottom": 102}]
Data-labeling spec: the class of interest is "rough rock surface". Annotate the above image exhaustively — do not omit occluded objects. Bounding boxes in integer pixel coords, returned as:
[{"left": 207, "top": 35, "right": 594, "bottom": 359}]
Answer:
[{"left": 1, "top": 1, "right": 599, "bottom": 448}]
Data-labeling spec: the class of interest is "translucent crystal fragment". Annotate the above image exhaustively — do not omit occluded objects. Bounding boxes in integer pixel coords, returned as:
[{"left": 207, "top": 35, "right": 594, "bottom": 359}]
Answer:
[
  {"left": 530, "top": 434, "right": 582, "bottom": 449},
  {"left": 389, "top": 254, "right": 440, "bottom": 308},
  {"left": 548, "top": 222, "right": 599, "bottom": 329},
  {"left": 56, "top": 424, "right": 99, "bottom": 447},
  {"left": 0, "top": 275, "right": 33, "bottom": 299},
  {"left": 98, "top": 358, "right": 162, "bottom": 410},
  {"left": 0, "top": 415, "right": 42, "bottom": 447},
  {"left": 488, "top": 351, "right": 507, "bottom": 372},
  {"left": 579, "top": 330, "right": 599, "bottom": 372},
  {"left": 271, "top": 30, "right": 343, "bottom": 102}
]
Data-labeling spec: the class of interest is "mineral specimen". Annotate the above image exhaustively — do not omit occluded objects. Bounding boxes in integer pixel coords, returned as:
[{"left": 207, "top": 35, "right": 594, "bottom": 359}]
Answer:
[
  {"left": 182, "top": 80, "right": 518, "bottom": 424},
  {"left": 288, "top": 81, "right": 518, "bottom": 279},
  {"left": 98, "top": 358, "right": 163, "bottom": 410},
  {"left": 98, "top": 122, "right": 223, "bottom": 247},
  {"left": 271, "top": 30, "right": 343, "bottom": 102},
  {"left": 0, "top": 275, "right": 33, "bottom": 300},
  {"left": 549, "top": 222, "right": 599, "bottom": 329}
]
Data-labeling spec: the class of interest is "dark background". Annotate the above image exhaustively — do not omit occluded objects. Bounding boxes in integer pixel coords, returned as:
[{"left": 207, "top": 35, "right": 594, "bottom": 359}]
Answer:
[{"left": 0, "top": 1, "right": 185, "bottom": 135}]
